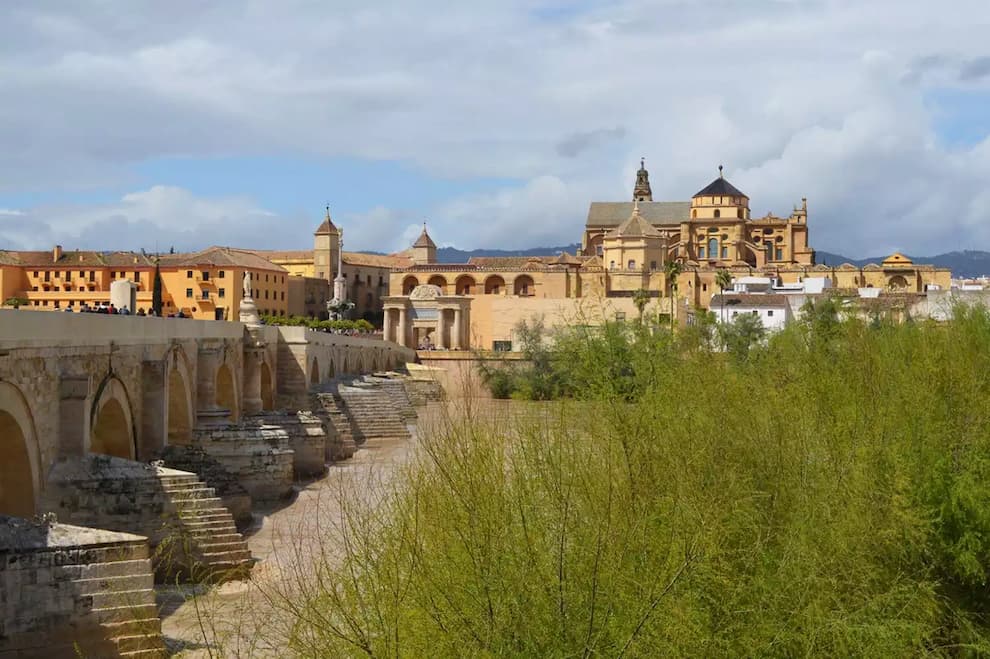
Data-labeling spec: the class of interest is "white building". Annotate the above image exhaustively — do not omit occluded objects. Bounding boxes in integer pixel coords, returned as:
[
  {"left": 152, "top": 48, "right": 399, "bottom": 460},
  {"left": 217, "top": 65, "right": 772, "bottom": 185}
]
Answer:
[{"left": 709, "top": 293, "right": 791, "bottom": 332}]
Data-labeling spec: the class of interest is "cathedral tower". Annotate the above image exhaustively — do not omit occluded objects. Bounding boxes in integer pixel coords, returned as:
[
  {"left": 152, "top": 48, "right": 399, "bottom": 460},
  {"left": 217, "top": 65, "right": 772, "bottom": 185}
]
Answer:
[
  {"left": 633, "top": 158, "right": 653, "bottom": 202},
  {"left": 410, "top": 224, "right": 437, "bottom": 265},
  {"left": 313, "top": 206, "right": 341, "bottom": 281}
]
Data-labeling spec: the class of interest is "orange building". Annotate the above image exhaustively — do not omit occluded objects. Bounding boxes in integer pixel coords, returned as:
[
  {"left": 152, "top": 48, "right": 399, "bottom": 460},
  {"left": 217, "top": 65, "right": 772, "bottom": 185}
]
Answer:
[{"left": 0, "top": 245, "right": 288, "bottom": 320}]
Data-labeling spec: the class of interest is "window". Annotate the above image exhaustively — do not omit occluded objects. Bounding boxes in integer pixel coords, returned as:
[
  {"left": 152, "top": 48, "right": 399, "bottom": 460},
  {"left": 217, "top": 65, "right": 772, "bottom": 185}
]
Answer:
[
  {"left": 650, "top": 261, "right": 657, "bottom": 270},
  {"left": 627, "top": 260, "right": 636, "bottom": 270},
  {"left": 186, "top": 288, "right": 193, "bottom": 298},
  {"left": 187, "top": 270, "right": 193, "bottom": 278},
  {"left": 89, "top": 271, "right": 95, "bottom": 282},
  {"left": 596, "top": 245, "right": 604, "bottom": 256},
  {"left": 254, "top": 289, "right": 258, "bottom": 298},
  {"left": 699, "top": 247, "right": 706, "bottom": 258},
  {"left": 44, "top": 271, "right": 50, "bottom": 282},
  {"left": 265, "top": 274, "right": 269, "bottom": 282},
  {"left": 33, "top": 271, "right": 38, "bottom": 277},
  {"left": 379, "top": 276, "right": 384, "bottom": 286},
  {"left": 218, "top": 288, "right": 226, "bottom": 298},
  {"left": 202, "top": 290, "right": 210, "bottom": 300},
  {"left": 280, "top": 291, "right": 285, "bottom": 301},
  {"left": 79, "top": 270, "right": 85, "bottom": 278},
  {"left": 264, "top": 290, "right": 269, "bottom": 299},
  {"left": 133, "top": 271, "right": 140, "bottom": 281},
  {"left": 702, "top": 283, "right": 708, "bottom": 292},
  {"left": 714, "top": 209, "right": 721, "bottom": 218},
  {"left": 708, "top": 238, "right": 718, "bottom": 259},
  {"left": 768, "top": 310, "right": 774, "bottom": 317},
  {"left": 493, "top": 340, "right": 512, "bottom": 352},
  {"left": 202, "top": 271, "right": 210, "bottom": 281},
  {"left": 721, "top": 247, "right": 728, "bottom": 258},
  {"left": 31, "top": 286, "right": 37, "bottom": 292},
  {"left": 733, "top": 311, "right": 738, "bottom": 317},
  {"left": 219, "top": 270, "right": 225, "bottom": 279},
  {"left": 609, "top": 260, "right": 615, "bottom": 269},
  {"left": 615, "top": 312, "right": 626, "bottom": 321},
  {"left": 775, "top": 248, "right": 783, "bottom": 260},
  {"left": 737, "top": 208, "right": 744, "bottom": 218}
]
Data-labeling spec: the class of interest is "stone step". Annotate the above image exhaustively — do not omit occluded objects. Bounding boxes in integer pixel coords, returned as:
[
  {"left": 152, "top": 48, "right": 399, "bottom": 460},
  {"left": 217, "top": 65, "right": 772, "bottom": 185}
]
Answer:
[
  {"left": 92, "top": 603, "right": 160, "bottom": 624},
  {"left": 198, "top": 548, "right": 252, "bottom": 562},
  {"left": 164, "top": 487, "right": 218, "bottom": 500},
  {"left": 170, "top": 496, "right": 224, "bottom": 510},
  {"left": 99, "top": 617, "right": 164, "bottom": 640},
  {"left": 186, "top": 531, "right": 243, "bottom": 544},
  {"left": 177, "top": 519, "right": 239, "bottom": 533},
  {"left": 118, "top": 649, "right": 168, "bottom": 658},
  {"left": 72, "top": 573, "right": 155, "bottom": 595},
  {"left": 195, "top": 540, "right": 250, "bottom": 554},
  {"left": 119, "top": 650, "right": 168, "bottom": 659},
  {"left": 114, "top": 634, "right": 168, "bottom": 654},
  {"left": 90, "top": 588, "right": 157, "bottom": 610}
]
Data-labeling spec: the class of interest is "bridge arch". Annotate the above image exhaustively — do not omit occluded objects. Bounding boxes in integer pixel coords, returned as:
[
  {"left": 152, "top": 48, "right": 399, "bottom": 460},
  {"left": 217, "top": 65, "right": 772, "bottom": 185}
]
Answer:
[
  {"left": 166, "top": 346, "right": 194, "bottom": 445},
  {"left": 310, "top": 356, "right": 320, "bottom": 386},
  {"left": 216, "top": 362, "right": 239, "bottom": 422},
  {"left": 0, "top": 382, "right": 41, "bottom": 517},
  {"left": 89, "top": 376, "right": 136, "bottom": 460}
]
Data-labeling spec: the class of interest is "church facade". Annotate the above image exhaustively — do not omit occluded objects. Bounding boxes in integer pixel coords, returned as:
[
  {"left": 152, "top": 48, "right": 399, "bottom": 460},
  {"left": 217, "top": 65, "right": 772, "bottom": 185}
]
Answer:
[{"left": 385, "top": 161, "right": 951, "bottom": 351}]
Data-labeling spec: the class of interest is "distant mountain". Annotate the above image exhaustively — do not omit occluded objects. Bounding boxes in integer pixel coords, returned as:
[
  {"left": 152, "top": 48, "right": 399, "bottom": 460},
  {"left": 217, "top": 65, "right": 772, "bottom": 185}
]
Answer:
[
  {"left": 818, "top": 250, "right": 990, "bottom": 279},
  {"left": 436, "top": 244, "right": 581, "bottom": 263}
]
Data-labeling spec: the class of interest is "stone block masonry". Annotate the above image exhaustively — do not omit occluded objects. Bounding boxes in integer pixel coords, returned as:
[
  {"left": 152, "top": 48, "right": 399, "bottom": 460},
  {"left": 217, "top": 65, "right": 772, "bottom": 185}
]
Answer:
[
  {"left": 0, "top": 515, "right": 166, "bottom": 658},
  {"left": 193, "top": 423, "right": 294, "bottom": 502},
  {"left": 248, "top": 410, "right": 328, "bottom": 479}
]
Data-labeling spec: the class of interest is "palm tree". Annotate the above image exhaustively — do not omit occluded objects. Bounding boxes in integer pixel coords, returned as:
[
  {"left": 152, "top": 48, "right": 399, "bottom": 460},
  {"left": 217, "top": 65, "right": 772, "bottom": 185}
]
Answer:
[
  {"left": 664, "top": 259, "right": 684, "bottom": 332},
  {"left": 715, "top": 268, "right": 733, "bottom": 325},
  {"left": 632, "top": 288, "right": 650, "bottom": 324}
]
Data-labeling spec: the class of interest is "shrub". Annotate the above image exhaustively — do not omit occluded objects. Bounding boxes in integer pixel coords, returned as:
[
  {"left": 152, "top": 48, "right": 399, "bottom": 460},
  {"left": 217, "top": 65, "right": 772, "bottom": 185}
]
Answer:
[{"left": 250, "top": 308, "right": 990, "bottom": 656}]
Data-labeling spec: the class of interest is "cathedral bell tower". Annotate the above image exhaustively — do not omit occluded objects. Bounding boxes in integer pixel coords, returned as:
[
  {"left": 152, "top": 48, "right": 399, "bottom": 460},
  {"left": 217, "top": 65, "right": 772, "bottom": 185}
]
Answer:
[
  {"left": 313, "top": 205, "right": 341, "bottom": 282},
  {"left": 633, "top": 158, "right": 653, "bottom": 202}
]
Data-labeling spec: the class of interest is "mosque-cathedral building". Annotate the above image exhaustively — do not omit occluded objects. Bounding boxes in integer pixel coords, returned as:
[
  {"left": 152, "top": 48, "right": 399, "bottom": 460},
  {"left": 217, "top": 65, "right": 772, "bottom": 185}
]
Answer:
[{"left": 384, "top": 161, "right": 951, "bottom": 351}]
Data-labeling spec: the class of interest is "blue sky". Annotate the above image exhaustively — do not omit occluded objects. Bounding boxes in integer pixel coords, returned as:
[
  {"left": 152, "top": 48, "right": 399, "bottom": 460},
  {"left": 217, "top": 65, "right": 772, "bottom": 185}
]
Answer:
[{"left": 1, "top": 1, "right": 989, "bottom": 258}]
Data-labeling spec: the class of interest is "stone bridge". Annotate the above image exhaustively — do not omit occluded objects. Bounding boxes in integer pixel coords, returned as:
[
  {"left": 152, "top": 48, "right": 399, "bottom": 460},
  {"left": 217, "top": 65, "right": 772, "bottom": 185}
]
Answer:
[{"left": 0, "top": 310, "right": 419, "bottom": 658}]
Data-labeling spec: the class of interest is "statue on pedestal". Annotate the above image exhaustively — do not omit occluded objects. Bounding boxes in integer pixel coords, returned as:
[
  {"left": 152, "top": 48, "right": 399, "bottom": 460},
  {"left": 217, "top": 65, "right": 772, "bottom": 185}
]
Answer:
[{"left": 243, "top": 271, "right": 252, "bottom": 299}]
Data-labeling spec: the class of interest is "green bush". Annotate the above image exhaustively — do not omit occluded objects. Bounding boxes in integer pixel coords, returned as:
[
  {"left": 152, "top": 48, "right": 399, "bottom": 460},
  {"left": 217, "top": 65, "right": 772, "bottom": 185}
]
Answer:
[
  {"left": 260, "top": 314, "right": 375, "bottom": 332},
  {"left": 258, "top": 306, "right": 990, "bottom": 656}
]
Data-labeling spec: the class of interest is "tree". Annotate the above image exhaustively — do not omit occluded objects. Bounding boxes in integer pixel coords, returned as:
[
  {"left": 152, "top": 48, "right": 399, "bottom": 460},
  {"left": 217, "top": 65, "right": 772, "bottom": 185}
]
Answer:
[
  {"left": 664, "top": 259, "right": 684, "bottom": 332},
  {"left": 718, "top": 311, "right": 765, "bottom": 361},
  {"left": 715, "top": 269, "right": 733, "bottom": 325},
  {"left": 152, "top": 258, "right": 163, "bottom": 317},
  {"left": 632, "top": 288, "right": 650, "bottom": 324}
]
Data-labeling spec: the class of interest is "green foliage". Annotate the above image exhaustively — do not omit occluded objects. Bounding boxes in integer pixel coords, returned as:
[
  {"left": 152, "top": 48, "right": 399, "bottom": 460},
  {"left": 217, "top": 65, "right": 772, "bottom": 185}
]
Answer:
[
  {"left": 260, "top": 314, "right": 374, "bottom": 332},
  {"left": 718, "top": 311, "right": 766, "bottom": 361},
  {"left": 632, "top": 288, "right": 651, "bottom": 321},
  {"left": 2, "top": 296, "right": 28, "bottom": 309},
  {"left": 276, "top": 307, "right": 990, "bottom": 656}
]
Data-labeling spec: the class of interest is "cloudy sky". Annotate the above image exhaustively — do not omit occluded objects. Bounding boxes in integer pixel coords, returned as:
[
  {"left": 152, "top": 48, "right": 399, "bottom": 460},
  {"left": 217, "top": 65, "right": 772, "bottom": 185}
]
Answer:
[{"left": 1, "top": 1, "right": 989, "bottom": 258}]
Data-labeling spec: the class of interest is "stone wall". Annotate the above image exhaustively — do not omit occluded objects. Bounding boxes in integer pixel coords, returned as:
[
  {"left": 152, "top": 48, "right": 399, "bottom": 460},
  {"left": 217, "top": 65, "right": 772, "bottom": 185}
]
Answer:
[{"left": 0, "top": 516, "right": 166, "bottom": 658}]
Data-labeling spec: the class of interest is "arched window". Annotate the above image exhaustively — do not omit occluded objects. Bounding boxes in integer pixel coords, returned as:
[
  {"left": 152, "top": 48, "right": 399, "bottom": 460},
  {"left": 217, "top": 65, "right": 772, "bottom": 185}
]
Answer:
[
  {"left": 692, "top": 209, "right": 697, "bottom": 219},
  {"left": 714, "top": 209, "right": 721, "bottom": 218},
  {"left": 708, "top": 238, "right": 718, "bottom": 259},
  {"left": 609, "top": 260, "right": 615, "bottom": 270},
  {"left": 627, "top": 260, "right": 636, "bottom": 270}
]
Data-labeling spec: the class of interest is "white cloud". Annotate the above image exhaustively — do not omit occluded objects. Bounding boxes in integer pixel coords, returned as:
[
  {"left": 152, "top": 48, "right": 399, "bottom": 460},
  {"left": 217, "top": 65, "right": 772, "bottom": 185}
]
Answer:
[{"left": 1, "top": 1, "right": 990, "bottom": 257}]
